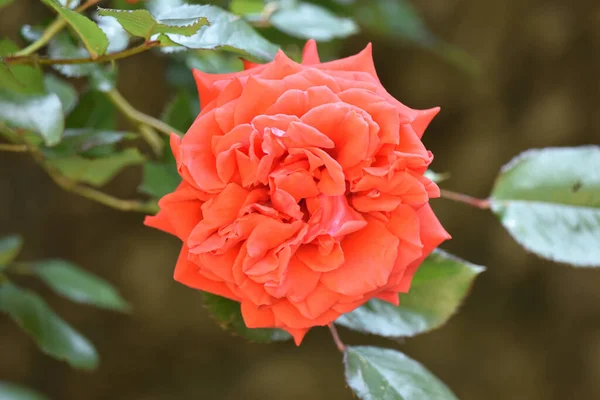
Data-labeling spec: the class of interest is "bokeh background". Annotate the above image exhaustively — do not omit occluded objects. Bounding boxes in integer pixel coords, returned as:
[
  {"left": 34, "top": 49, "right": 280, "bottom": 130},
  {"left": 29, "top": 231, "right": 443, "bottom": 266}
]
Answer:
[{"left": 1, "top": 0, "right": 600, "bottom": 399}]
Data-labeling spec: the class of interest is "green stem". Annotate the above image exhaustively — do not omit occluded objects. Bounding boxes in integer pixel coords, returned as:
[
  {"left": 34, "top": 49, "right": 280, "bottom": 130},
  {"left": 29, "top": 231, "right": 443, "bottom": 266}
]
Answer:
[
  {"left": 13, "top": 0, "right": 101, "bottom": 57},
  {"left": 106, "top": 89, "right": 183, "bottom": 138},
  {"left": 6, "top": 41, "right": 161, "bottom": 66},
  {"left": 440, "top": 189, "right": 491, "bottom": 209}
]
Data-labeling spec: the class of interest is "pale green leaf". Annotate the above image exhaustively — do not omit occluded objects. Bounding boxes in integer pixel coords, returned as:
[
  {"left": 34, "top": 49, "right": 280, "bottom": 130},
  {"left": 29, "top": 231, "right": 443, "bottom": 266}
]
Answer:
[
  {"left": 96, "top": 14, "right": 129, "bottom": 53},
  {"left": 424, "top": 170, "right": 450, "bottom": 183},
  {"left": 97, "top": 8, "right": 208, "bottom": 40},
  {"left": 0, "top": 90, "right": 64, "bottom": 146},
  {"left": 41, "top": 0, "right": 109, "bottom": 58},
  {"left": 33, "top": 260, "right": 131, "bottom": 312},
  {"left": 49, "top": 129, "right": 134, "bottom": 156},
  {"left": 44, "top": 75, "right": 78, "bottom": 114},
  {"left": 0, "top": 283, "right": 99, "bottom": 370},
  {"left": 271, "top": 2, "right": 359, "bottom": 41},
  {"left": 230, "top": 0, "right": 264, "bottom": 15},
  {"left": 203, "top": 293, "right": 291, "bottom": 343},
  {"left": 156, "top": 4, "right": 279, "bottom": 61},
  {"left": 344, "top": 346, "right": 458, "bottom": 400},
  {"left": 491, "top": 146, "right": 600, "bottom": 267},
  {"left": 48, "top": 148, "right": 145, "bottom": 186},
  {"left": 0, "top": 382, "right": 49, "bottom": 400},
  {"left": 336, "top": 250, "right": 484, "bottom": 337},
  {"left": 0, "top": 235, "right": 23, "bottom": 267}
]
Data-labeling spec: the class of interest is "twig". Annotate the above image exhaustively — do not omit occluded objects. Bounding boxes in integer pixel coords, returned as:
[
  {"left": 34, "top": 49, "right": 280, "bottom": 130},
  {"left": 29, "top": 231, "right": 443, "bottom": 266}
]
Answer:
[
  {"left": 6, "top": 41, "right": 161, "bottom": 66},
  {"left": 28, "top": 147, "right": 159, "bottom": 213},
  {"left": 0, "top": 143, "right": 28, "bottom": 152},
  {"left": 440, "top": 189, "right": 491, "bottom": 209},
  {"left": 13, "top": 0, "right": 102, "bottom": 57},
  {"left": 106, "top": 89, "right": 183, "bottom": 138},
  {"left": 328, "top": 323, "right": 345, "bottom": 352}
]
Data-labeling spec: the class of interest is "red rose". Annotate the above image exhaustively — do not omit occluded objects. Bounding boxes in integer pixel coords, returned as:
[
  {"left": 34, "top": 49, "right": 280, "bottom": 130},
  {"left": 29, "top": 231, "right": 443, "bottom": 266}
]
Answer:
[{"left": 145, "top": 40, "right": 450, "bottom": 344}]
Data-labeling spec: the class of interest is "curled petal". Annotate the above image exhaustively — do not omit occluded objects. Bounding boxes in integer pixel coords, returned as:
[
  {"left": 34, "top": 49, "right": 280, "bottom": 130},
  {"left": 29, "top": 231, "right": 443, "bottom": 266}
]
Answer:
[{"left": 301, "top": 39, "right": 320, "bottom": 65}]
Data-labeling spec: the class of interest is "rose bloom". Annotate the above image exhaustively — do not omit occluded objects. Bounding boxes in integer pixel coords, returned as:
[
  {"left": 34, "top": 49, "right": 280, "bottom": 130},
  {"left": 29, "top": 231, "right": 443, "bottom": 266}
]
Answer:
[{"left": 145, "top": 40, "right": 450, "bottom": 344}]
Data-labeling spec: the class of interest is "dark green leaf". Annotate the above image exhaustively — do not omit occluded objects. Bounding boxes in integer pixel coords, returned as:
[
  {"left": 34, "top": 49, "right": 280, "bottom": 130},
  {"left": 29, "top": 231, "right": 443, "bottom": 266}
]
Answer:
[
  {"left": 157, "top": 4, "right": 279, "bottom": 61},
  {"left": 89, "top": 66, "right": 117, "bottom": 92},
  {"left": 97, "top": 8, "right": 208, "bottom": 41},
  {"left": 48, "top": 148, "right": 145, "bottom": 186},
  {"left": 202, "top": 293, "right": 291, "bottom": 343},
  {"left": 66, "top": 90, "right": 116, "bottom": 130},
  {"left": 160, "top": 90, "right": 197, "bottom": 132},
  {"left": 44, "top": 75, "right": 78, "bottom": 115},
  {"left": 0, "top": 90, "right": 64, "bottom": 146},
  {"left": 0, "top": 382, "right": 49, "bottom": 400},
  {"left": 271, "top": 2, "right": 359, "bottom": 41},
  {"left": 33, "top": 260, "right": 131, "bottom": 312},
  {"left": 0, "top": 283, "right": 99, "bottom": 370},
  {"left": 0, "top": 235, "right": 23, "bottom": 267},
  {"left": 41, "top": 0, "right": 109, "bottom": 58},
  {"left": 0, "top": 39, "right": 44, "bottom": 94},
  {"left": 344, "top": 346, "right": 458, "bottom": 400},
  {"left": 490, "top": 146, "right": 600, "bottom": 267},
  {"left": 139, "top": 161, "right": 179, "bottom": 198},
  {"left": 336, "top": 250, "right": 484, "bottom": 338}
]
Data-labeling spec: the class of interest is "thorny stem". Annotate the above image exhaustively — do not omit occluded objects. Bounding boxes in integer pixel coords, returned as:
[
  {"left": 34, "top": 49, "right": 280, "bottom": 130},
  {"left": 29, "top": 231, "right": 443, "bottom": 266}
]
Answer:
[
  {"left": 440, "top": 189, "right": 491, "bottom": 210},
  {"left": 328, "top": 323, "right": 345, "bottom": 353},
  {"left": 6, "top": 41, "right": 161, "bottom": 66},
  {"left": 0, "top": 143, "right": 28, "bottom": 152},
  {"left": 13, "top": 0, "right": 102, "bottom": 57},
  {"left": 106, "top": 89, "right": 183, "bottom": 139},
  {"left": 28, "top": 146, "right": 160, "bottom": 213}
]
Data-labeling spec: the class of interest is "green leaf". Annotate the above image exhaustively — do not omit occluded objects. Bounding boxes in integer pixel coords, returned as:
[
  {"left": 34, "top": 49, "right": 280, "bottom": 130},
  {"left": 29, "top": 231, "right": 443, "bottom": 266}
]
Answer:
[
  {"left": 344, "top": 346, "right": 458, "bottom": 400},
  {"left": 49, "top": 129, "right": 135, "bottom": 156},
  {"left": 41, "top": 1, "right": 107, "bottom": 57},
  {"left": 351, "top": 0, "right": 478, "bottom": 74},
  {"left": 0, "top": 282, "right": 99, "bottom": 370},
  {"left": 44, "top": 75, "right": 78, "bottom": 115},
  {"left": 0, "top": 382, "right": 49, "bottom": 400},
  {"left": 89, "top": 66, "right": 117, "bottom": 92},
  {"left": 156, "top": 4, "right": 279, "bottom": 61},
  {"left": 97, "top": 8, "right": 208, "bottom": 41},
  {"left": 490, "top": 146, "right": 600, "bottom": 267},
  {"left": 139, "top": 160, "right": 179, "bottom": 198},
  {"left": 47, "top": 32, "right": 98, "bottom": 78},
  {"left": 0, "top": 39, "right": 44, "bottom": 94},
  {"left": 336, "top": 250, "right": 484, "bottom": 338},
  {"left": 96, "top": 14, "right": 129, "bottom": 54},
  {"left": 202, "top": 293, "right": 291, "bottom": 343},
  {"left": 271, "top": 2, "right": 359, "bottom": 41},
  {"left": 66, "top": 90, "right": 116, "bottom": 130},
  {"left": 0, "top": 235, "right": 23, "bottom": 267},
  {"left": 48, "top": 148, "right": 145, "bottom": 186},
  {"left": 0, "top": 90, "right": 64, "bottom": 146},
  {"left": 33, "top": 260, "right": 131, "bottom": 312},
  {"left": 230, "top": 0, "right": 264, "bottom": 15},
  {"left": 41, "top": 0, "right": 109, "bottom": 58},
  {"left": 161, "top": 90, "right": 197, "bottom": 132}
]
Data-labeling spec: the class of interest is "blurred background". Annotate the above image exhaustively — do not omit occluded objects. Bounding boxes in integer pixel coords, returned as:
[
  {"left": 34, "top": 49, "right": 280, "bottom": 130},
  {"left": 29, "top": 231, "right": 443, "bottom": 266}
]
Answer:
[{"left": 1, "top": 0, "right": 599, "bottom": 399}]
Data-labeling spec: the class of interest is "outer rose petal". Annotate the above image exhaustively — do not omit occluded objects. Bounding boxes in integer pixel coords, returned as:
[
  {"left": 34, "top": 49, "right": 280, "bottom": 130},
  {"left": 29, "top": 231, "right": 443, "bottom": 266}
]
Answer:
[{"left": 302, "top": 39, "right": 321, "bottom": 65}]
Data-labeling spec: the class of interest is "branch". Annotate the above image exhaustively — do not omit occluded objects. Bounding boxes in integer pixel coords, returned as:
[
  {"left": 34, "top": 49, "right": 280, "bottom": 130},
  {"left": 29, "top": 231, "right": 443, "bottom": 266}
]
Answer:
[
  {"left": 440, "top": 189, "right": 491, "bottom": 209},
  {"left": 0, "top": 143, "right": 27, "bottom": 152},
  {"left": 328, "top": 323, "right": 345, "bottom": 353},
  {"left": 13, "top": 0, "right": 102, "bottom": 57},
  {"left": 106, "top": 89, "right": 183, "bottom": 138},
  {"left": 6, "top": 41, "right": 161, "bottom": 66}
]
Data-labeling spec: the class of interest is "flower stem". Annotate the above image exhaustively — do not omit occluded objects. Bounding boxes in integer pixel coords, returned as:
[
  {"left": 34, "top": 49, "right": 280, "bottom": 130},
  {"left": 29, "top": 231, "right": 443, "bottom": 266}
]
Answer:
[
  {"left": 6, "top": 41, "right": 161, "bottom": 66},
  {"left": 13, "top": 0, "right": 101, "bottom": 57},
  {"left": 106, "top": 89, "right": 183, "bottom": 138},
  {"left": 328, "top": 323, "right": 345, "bottom": 353},
  {"left": 440, "top": 189, "right": 491, "bottom": 209}
]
